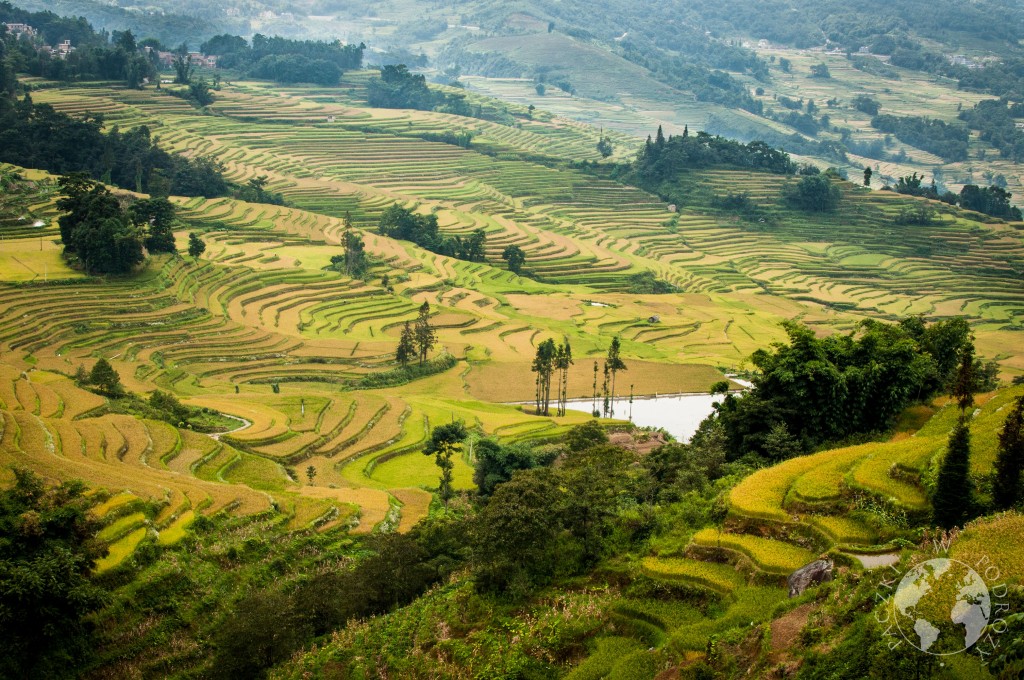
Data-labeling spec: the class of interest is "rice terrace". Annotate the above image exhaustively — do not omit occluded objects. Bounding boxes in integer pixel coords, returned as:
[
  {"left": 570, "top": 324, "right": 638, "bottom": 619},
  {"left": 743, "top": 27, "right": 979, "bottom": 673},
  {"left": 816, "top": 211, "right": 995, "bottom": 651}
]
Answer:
[{"left": 1, "top": 0, "right": 1024, "bottom": 678}]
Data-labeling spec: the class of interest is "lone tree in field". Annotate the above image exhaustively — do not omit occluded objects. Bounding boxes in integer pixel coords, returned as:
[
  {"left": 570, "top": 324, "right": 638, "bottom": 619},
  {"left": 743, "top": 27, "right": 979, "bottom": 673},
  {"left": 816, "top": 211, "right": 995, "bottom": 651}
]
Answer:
[
  {"left": 423, "top": 421, "right": 466, "bottom": 510},
  {"left": 993, "top": 397, "right": 1024, "bottom": 510},
  {"left": 188, "top": 232, "right": 206, "bottom": 259},
  {"left": 88, "top": 358, "right": 123, "bottom": 396},
  {"left": 531, "top": 338, "right": 557, "bottom": 416},
  {"left": 863, "top": 167, "right": 872, "bottom": 187},
  {"left": 396, "top": 320, "right": 416, "bottom": 368},
  {"left": 606, "top": 336, "right": 627, "bottom": 407},
  {"left": 414, "top": 301, "right": 436, "bottom": 366},
  {"left": 501, "top": 244, "right": 526, "bottom": 274},
  {"left": 339, "top": 214, "right": 368, "bottom": 278},
  {"left": 305, "top": 465, "right": 317, "bottom": 485}
]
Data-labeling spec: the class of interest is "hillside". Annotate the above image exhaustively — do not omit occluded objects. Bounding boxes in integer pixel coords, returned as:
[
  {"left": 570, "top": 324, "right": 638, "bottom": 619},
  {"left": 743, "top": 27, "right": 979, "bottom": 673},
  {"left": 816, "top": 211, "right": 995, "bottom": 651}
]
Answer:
[{"left": 1, "top": 12, "right": 1024, "bottom": 675}]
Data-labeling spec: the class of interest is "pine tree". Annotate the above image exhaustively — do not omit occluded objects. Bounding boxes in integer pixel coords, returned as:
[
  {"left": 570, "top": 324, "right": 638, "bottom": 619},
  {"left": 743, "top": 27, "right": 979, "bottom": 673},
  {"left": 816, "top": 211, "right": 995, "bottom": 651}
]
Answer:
[
  {"left": 993, "top": 397, "right": 1024, "bottom": 510},
  {"left": 413, "top": 301, "right": 436, "bottom": 366},
  {"left": 951, "top": 343, "right": 977, "bottom": 414},
  {"left": 396, "top": 321, "right": 416, "bottom": 368},
  {"left": 88, "top": 358, "right": 122, "bottom": 396},
  {"left": 933, "top": 416, "right": 975, "bottom": 529}
]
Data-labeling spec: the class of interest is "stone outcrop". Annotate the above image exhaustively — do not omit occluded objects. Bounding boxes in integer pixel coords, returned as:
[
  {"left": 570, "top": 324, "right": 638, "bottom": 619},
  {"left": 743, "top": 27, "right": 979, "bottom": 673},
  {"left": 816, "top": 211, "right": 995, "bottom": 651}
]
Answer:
[{"left": 788, "top": 559, "right": 833, "bottom": 598}]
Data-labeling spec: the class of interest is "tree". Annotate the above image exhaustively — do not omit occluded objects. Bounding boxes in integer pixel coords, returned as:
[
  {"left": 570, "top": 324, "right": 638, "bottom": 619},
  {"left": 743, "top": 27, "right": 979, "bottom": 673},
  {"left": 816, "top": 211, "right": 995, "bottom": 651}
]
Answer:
[
  {"left": 501, "top": 244, "right": 526, "bottom": 274},
  {"left": 535, "top": 83, "right": 546, "bottom": 96},
  {"left": 423, "top": 421, "right": 466, "bottom": 509},
  {"left": 188, "top": 78, "right": 214, "bottom": 107},
  {"left": 606, "top": 337, "right": 627, "bottom": 408},
  {"left": 413, "top": 301, "right": 436, "bottom": 366},
  {"left": 555, "top": 340, "right": 573, "bottom": 416},
  {"left": 0, "top": 470, "right": 106, "bottom": 678},
  {"left": 531, "top": 338, "right": 557, "bottom": 415},
  {"left": 172, "top": 52, "right": 194, "bottom": 85},
  {"left": 187, "top": 232, "right": 206, "bottom": 259},
  {"left": 565, "top": 420, "right": 609, "bottom": 453},
  {"left": 341, "top": 219, "right": 368, "bottom": 278},
  {"left": 596, "top": 135, "right": 613, "bottom": 158},
  {"left": 472, "top": 470, "right": 562, "bottom": 597},
  {"left": 810, "top": 63, "right": 831, "bottom": 78},
  {"left": 88, "top": 358, "right": 122, "bottom": 396},
  {"left": 56, "top": 175, "right": 144, "bottom": 275},
  {"left": 396, "top": 321, "right": 416, "bottom": 368},
  {"left": 993, "top": 397, "right": 1024, "bottom": 510},
  {"left": 951, "top": 343, "right": 977, "bottom": 414},
  {"left": 933, "top": 416, "right": 975, "bottom": 529},
  {"left": 305, "top": 465, "right": 317, "bottom": 485},
  {"left": 473, "top": 438, "right": 545, "bottom": 497},
  {"left": 863, "top": 167, "right": 873, "bottom": 187},
  {"left": 130, "top": 197, "right": 177, "bottom": 254}
]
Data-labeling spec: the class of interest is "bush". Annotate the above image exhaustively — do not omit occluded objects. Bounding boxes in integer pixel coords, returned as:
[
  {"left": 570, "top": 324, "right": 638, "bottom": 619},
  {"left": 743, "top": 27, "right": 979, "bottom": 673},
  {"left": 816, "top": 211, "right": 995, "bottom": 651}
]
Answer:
[{"left": 783, "top": 174, "right": 841, "bottom": 212}]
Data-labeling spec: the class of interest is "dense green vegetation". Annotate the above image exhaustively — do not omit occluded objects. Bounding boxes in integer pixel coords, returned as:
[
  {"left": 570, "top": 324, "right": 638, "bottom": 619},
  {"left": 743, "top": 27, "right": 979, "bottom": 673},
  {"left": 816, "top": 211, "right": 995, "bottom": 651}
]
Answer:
[
  {"left": 709, "top": 317, "right": 987, "bottom": 460},
  {"left": 870, "top": 114, "right": 970, "bottom": 162},
  {"left": 200, "top": 33, "right": 364, "bottom": 86},
  {"left": 0, "top": 97, "right": 228, "bottom": 197}
]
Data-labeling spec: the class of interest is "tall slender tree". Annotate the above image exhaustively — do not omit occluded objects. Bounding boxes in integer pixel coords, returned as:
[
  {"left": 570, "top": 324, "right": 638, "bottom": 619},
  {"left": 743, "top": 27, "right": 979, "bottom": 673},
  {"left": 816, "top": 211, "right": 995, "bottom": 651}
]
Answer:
[
  {"left": 933, "top": 416, "right": 975, "bottom": 529},
  {"left": 555, "top": 340, "right": 573, "bottom": 417},
  {"left": 951, "top": 343, "right": 977, "bottom": 414},
  {"left": 531, "top": 339, "right": 557, "bottom": 415},
  {"left": 413, "top": 301, "right": 436, "bottom": 366},
  {"left": 993, "top": 397, "right": 1024, "bottom": 510},
  {"left": 423, "top": 421, "right": 466, "bottom": 510},
  {"left": 606, "top": 337, "right": 627, "bottom": 413},
  {"left": 592, "top": 361, "right": 599, "bottom": 417}
]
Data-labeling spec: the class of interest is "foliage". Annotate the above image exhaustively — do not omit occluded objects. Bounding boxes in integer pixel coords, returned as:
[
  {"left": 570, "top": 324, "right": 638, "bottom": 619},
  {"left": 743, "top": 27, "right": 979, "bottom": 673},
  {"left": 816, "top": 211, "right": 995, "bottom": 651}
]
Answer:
[
  {"left": 626, "top": 270, "right": 677, "bottom": 294},
  {"left": 396, "top": 320, "right": 416, "bottom": 368},
  {"left": 870, "top": 114, "right": 970, "bottom": 162},
  {"left": 501, "top": 244, "right": 526, "bottom": 274},
  {"left": 423, "top": 421, "right": 467, "bottom": 508},
  {"left": 414, "top": 301, "right": 436, "bottom": 366},
  {"left": 783, "top": 174, "right": 841, "bottom": 212},
  {"left": 367, "top": 64, "right": 479, "bottom": 117},
  {"left": 56, "top": 175, "right": 144, "bottom": 275},
  {"left": 933, "top": 416, "right": 976, "bottom": 529},
  {"left": 473, "top": 438, "right": 555, "bottom": 497},
  {"left": 199, "top": 33, "right": 363, "bottom": 86},
  {"left": 958, "top": 184, "right": 1023, "bottom": 221},
  {"left": 378, "top": 204, "right": 486, "bottom": 261},
  {"left": 0, "top": 470, "right": 106, "bottom": 678},
  {"left": 0, "top": 97, "right": 228, "bottom": 197},
  {"left": 993, "top": 397, "right": 1024, "bottom": 510},
  {"left": 959, "top": 99, "right": 1024, "bottom": 163},
  {"left": 187, "top": 232, "right": 206, "bottom": 259},
  {"left": 709, "top": 318, "right": 973, "bottom": 460}
]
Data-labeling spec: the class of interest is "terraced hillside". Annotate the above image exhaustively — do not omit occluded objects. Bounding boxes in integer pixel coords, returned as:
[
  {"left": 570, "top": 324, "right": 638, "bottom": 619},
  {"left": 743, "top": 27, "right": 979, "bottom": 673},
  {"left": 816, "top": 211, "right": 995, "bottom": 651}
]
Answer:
[
  {"left": 1, "top": 75, "right": 1022, "bottom": 567},
  {"left": 629, "top": 384, "right": 1024, "bottom": 670}
]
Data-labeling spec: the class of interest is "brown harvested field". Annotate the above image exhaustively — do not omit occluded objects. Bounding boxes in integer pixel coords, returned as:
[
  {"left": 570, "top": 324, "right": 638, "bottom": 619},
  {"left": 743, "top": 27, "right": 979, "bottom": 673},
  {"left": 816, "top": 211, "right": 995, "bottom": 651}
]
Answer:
[
  {"left": 392, "top": 487, "right": 433, "bottom": 531},
  {"left": 465, "top": 360, "right": 729, "bottom": 403}
]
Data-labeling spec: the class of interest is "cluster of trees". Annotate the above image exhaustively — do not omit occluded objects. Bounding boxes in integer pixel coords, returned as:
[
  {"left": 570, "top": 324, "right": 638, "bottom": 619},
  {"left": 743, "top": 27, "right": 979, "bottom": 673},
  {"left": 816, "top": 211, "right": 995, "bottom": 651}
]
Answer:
[
  {"left": 0, "top": 97, "right": 229, "bottom": 198},
  {"left": 870, "top": 114, "right": 969, "bottom": 162},
  {"left": 366, "top": 64, "right": 477, "bottom": 117},
  {"left": 783, "top": 173, "right": 842, "bottom": 212},
  {"left": 959, "top": 99, "right": 1024, "bottom": 163},
  {"left": 396, "top": 302, "right": 437, "bottom": 369},
  {"left": 199, "top": 33, "right": 364, "bottom": 86},
  {"left": 56, "top": 175, "right": 179, "bottom": 274},
  {"left": 0, "top": 470, "right": 106, "bottom": 678},
  {"left": 623, "top": 126, "right": 796, "bottom": 196},
  {"left": 530, "top": 339, "right": 573, "bottom": 416},
  {"left": 890, "top": 173, "right": 1022, "bottom": 221},
  {"left": 708, "top": 317, "right": 994, "bottom": 461},
  {"left": 378, "top": 204, "right": 487, "bottom": 262},
  {"left": 0, "top": 4, "right": 157, "bottom": 88},
  {"left": 500, "top": 244, "right": 526, "bottom": 274}
]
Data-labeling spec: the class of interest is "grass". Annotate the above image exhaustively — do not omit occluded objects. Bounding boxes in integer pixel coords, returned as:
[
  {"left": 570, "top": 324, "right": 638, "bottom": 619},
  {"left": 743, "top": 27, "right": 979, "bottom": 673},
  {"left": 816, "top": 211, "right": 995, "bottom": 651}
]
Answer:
[{"left": 950, "top": 511, "right": 1024, "bottom": 585}]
